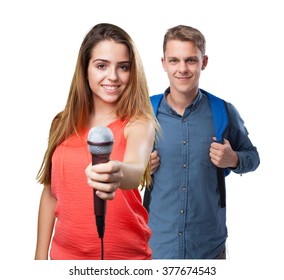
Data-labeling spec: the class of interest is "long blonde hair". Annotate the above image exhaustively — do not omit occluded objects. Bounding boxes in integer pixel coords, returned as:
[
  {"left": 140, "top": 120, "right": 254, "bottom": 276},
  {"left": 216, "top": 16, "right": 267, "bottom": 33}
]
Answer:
[{"left": 37, "top": 23, "right": 156, "bottom": 187}]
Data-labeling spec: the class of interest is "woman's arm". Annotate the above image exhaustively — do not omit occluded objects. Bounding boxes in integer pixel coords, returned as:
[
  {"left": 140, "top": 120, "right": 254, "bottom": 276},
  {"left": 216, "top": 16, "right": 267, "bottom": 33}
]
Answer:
[
  {"left": 85, "top": 119, "right": 155, "bottom": 199},
  {"left": 120, "top": 118, "right": 155, "bottom": 188},
  {"left": 34, "top": 184, "right": 56, "bottom": 260}
]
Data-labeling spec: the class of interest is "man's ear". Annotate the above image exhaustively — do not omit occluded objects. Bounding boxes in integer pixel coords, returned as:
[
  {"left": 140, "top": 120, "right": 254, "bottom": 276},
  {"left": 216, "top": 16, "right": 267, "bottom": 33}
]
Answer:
[
  {"left": 201, "top": 55, "right": 208, "bottom": 70},
  {"left": 161, "top": 57, "right": 167, "bottom": 72}
]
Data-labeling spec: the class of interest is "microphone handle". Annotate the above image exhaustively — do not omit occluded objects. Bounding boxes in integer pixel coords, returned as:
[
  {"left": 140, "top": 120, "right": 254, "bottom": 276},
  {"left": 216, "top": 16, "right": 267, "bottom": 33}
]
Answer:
[{"left": 91, "top": 153, "right": 110, "bottom": 238}]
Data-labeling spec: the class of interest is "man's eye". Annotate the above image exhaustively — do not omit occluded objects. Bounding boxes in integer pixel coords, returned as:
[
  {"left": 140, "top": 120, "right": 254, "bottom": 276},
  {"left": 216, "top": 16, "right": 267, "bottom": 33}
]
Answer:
[
  {"left": 169, "top": 59, "right": 178, "bottom": 63},
  {"left": 187, "top": 58, "right": 197, "bottom": 64}
]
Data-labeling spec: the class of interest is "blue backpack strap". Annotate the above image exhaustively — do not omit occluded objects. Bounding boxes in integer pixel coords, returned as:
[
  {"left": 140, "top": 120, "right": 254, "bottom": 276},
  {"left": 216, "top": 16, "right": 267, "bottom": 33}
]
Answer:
[
  {"left": 150, "top": 94, "right": 163, "bottom": 115},
  {"left": 201, "top": 89, "right": 230, "bottom": 208},
  {"left": 202, "top": 89, "right": 228, "bottom": 144}
]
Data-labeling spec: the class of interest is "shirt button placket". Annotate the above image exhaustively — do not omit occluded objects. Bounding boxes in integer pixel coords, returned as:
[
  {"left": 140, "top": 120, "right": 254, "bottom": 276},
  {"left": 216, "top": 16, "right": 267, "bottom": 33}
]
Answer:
[{"left": 179, "top": 115, "right": 188, "bottom": 258}]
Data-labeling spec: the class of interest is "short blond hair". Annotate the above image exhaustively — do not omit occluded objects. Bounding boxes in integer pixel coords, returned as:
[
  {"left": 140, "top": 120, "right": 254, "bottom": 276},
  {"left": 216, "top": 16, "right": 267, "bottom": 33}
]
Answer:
[{"left": 163, "top": 25, "right": 206, "bottom": 56}]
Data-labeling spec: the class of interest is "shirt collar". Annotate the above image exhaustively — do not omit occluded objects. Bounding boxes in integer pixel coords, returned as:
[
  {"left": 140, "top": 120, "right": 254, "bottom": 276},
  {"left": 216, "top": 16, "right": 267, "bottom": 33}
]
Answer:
[{"left": 162, "top": 87, "right": 202, "bottom": 116}]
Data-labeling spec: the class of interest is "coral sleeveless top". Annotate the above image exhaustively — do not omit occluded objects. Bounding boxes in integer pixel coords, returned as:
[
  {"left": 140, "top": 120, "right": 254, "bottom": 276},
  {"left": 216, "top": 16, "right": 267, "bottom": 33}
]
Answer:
[{"left": 50, "top": 120, "right": 152, "bottom": 259}]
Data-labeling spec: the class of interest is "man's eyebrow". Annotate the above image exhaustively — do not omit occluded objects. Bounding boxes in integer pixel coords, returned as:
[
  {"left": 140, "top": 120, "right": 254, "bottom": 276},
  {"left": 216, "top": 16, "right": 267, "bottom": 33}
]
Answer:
[{"left": 166, "top": 56, "right": 199, "bottom": 60}]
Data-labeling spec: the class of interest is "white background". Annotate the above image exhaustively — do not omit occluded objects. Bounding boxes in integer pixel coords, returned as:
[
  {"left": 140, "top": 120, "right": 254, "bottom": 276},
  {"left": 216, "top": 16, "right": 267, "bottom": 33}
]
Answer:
[{"left": 0, "top": 0, "right": 282, "bottom": 279}]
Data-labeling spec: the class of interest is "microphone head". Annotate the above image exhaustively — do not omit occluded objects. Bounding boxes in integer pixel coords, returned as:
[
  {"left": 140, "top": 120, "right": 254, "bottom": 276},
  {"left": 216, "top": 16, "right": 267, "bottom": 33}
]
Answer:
[{"left": 87, "top": 126, "right": 114, "bottom": 155}]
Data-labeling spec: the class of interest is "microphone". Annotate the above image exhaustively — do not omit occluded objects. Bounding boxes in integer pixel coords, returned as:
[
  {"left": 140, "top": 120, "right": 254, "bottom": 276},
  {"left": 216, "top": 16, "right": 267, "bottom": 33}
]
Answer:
[{"left": 87, "top": 126, "right": 114, "bottom": 239}]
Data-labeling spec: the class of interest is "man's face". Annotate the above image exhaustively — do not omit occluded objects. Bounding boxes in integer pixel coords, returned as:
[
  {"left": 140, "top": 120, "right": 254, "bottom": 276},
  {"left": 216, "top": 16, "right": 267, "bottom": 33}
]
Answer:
[{"left": 162, "top": 39, "right": 208, "bottom": 96}]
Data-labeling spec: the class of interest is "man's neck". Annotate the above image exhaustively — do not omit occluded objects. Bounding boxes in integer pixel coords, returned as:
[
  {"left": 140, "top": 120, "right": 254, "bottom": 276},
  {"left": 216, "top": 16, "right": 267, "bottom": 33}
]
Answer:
[{"left": 166, "top": 89, "right": 198, "bottom": 115}]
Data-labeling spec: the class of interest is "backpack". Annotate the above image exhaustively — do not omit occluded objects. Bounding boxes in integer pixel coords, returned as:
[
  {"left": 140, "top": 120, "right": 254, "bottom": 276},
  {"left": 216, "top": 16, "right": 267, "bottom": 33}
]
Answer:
[{"left": 144, "top": 89, "right": 230, "bottom": 209}]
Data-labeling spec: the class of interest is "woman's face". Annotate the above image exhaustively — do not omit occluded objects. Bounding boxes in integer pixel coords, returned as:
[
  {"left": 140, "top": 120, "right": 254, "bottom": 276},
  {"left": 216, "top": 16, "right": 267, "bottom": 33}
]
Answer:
[{"left": 87, "top": 40, "right": 130, "bottom": 105}]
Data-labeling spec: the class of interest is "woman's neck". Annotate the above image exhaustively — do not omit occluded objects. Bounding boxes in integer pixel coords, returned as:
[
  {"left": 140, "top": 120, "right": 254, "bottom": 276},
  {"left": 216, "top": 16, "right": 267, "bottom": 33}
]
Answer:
[{"left": 88, "top": 99, "right": 117, "bottom": 128}]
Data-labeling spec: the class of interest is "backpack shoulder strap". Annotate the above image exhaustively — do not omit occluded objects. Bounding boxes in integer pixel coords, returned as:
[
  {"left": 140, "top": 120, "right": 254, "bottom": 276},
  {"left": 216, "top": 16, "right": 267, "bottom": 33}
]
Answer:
[
  {"left": 150, "top": 94, "right": 163, "bottom": 115},
  {"left": 200, "top": 89, "right": 230, "bottom": 208},
  {"left": 201, "top": 89, "right": 228, "bottom": 144}
]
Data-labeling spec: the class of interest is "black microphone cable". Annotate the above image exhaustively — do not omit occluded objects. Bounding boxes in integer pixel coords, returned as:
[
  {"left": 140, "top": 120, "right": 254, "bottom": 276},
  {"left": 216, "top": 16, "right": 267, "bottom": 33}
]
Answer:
[
  {"left": 100, "top": 237, "right": 104, "bottom": 260},
  {"left": 94, "top": 199, "right": 106, "bottom": 260}
]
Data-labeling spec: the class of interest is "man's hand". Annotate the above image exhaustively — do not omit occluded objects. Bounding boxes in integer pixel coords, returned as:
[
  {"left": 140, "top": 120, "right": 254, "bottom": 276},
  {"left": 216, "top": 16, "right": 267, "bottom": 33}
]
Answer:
[
  {"left": 150, "top": 150, "right": 160, "bottom": 174},
  {"left": 210, "top": 138, "right": 239, "bottom": 168}
]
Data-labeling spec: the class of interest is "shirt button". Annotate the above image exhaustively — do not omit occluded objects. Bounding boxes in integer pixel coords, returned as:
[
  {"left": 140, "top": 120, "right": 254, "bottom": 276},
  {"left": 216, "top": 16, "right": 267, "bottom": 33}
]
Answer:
[
  {"left": 183, "top": 164, "right": 187, "bottom": 168},
  {"left": 182, "top": 118, "right": 187, "bottom": 122},
  {"left": 180, "top": 209, "right": 185, "bottom": 214},
  {"left": 183, "top": 140, "right": 187, "bottom": 145},
  {"left": 182, "top": 187, "right": 186, "bottom": 191},
  {"left": 178, "top": 232, "right": 183, "bottom": 236}
]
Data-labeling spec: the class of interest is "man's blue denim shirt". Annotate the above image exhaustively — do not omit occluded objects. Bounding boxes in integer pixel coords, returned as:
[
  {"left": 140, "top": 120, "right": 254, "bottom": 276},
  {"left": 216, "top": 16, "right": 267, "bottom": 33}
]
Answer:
[{"left": 148, "top": 89, "right": 260, "bottom": 259}]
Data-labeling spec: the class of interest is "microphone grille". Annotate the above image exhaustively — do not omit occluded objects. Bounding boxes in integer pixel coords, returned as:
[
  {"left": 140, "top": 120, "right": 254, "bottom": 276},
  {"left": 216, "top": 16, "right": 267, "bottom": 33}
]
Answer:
[{"left": 87, "top": 126, "right": 114, "bottom": 155}]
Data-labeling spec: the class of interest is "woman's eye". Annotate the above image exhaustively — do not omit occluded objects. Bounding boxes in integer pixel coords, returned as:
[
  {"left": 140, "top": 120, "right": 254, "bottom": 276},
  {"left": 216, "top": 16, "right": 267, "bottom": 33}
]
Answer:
[
  {"left": 119, "top": 64, "right": 130, "bottom": 71},
  {"left": 97, "top": 64, "right": 106, "bottom": 69}
]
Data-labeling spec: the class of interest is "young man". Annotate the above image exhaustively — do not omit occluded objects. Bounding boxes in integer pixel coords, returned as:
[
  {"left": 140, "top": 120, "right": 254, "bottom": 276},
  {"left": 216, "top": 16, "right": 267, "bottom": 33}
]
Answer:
[{"left": 147, "top": 25, "right": 260, "bottom": 259}]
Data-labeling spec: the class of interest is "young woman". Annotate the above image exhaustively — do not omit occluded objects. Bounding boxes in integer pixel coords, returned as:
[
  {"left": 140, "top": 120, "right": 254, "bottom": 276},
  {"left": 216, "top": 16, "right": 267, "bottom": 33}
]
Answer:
[{"left": 35, "top": 23, "right": 156, "bottom": 260}]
